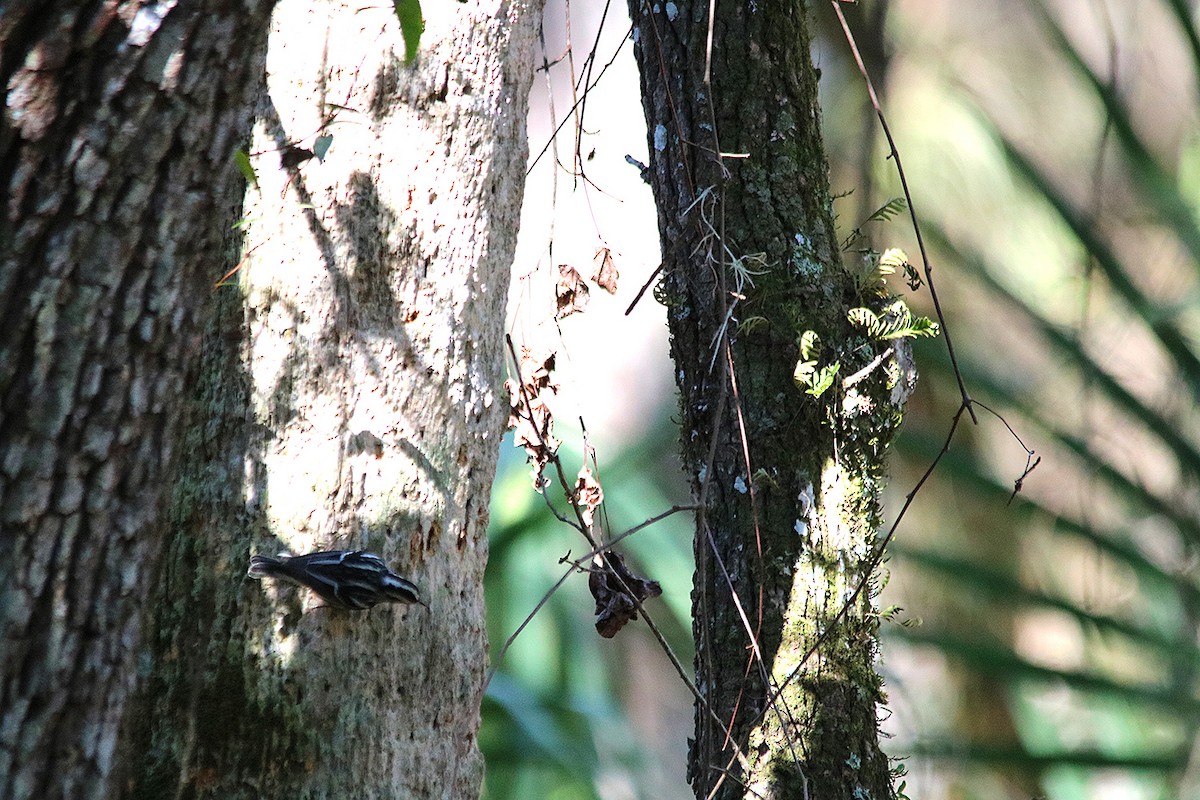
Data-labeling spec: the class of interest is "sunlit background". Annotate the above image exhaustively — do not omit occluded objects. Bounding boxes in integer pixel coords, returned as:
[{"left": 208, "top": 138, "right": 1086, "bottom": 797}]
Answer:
[{"left": 483, "top": 2, "right": 1200, "bottom": 798}]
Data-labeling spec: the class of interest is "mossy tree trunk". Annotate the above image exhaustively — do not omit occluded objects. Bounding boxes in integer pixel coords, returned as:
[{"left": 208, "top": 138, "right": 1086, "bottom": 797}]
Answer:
[
  {"left": 116, "top": 0, "right": 542, "bottom": 798},
  {"left": 0, "top": 3, "right": 274, "bottom": 798},
  {"left": 627, "top": 2, "right": 911, "bottom": 798}
]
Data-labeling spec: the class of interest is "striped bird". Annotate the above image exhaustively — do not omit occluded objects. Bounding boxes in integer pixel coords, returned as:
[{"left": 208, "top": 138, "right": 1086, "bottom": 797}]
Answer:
[{"left": 248, "top": 550, "right": 427, "bottom": 611}]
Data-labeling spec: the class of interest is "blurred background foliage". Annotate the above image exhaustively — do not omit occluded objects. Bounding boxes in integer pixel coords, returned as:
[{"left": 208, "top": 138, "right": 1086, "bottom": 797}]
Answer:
[{"left": 483, "top": 1, "right": 1200, "bottom": 798}]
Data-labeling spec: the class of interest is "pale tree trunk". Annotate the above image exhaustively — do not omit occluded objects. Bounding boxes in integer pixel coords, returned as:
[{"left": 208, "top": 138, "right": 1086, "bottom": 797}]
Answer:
[
  {"left": 628, "top": 1, "right": 911, "bottom": 798},
  {"left": 0, "top": 3, "right": 274, "bottom": 799},
  {"left": 117, "top": 0, "right": 542, "bottom": 798}
]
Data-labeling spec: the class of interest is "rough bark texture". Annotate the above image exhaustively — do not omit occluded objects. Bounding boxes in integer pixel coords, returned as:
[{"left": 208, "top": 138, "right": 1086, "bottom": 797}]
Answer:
[
  {"left": 116, "top": 0, "right": 541, "bottom": 798},
  {"left": 627, "top": 2, "right": 911, "bottom": 798},
  {"left": 0, "top": 3, "right": 274, "bottom": 799}
]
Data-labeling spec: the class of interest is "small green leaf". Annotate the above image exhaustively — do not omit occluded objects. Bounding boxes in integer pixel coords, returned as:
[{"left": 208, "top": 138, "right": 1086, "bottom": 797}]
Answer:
[
  {"left": 849, "top": 302, "right": 940, "bottom": 340},
  {"left": 794, "top": 357, "right": 840, "bottom": 398},
  {"left": 394, "top": 0, "right": 423, "bottom": 64},
  {"left": 793, "top": 359, "right": 818, "bottom": 386},
  {"left": 798, "top": 329, "right": 820, "bottom": 360},
  {"left": 847, "top": 307, "right": 880, "bottom": 334},
  {"left": 881, "top": 317, "right": 940, "bottom": 340},
  {"left": 806, "top": 362, "right": 841, "bottom": 397},
  {"left": 233, "top": 148, "right": 258, "bottom": 189},
  {"left": 879, "top": 247, "right": 907, "bottom": 274},
  {"left": 313, "top": 134, "right": 333, "bottom": 162}
]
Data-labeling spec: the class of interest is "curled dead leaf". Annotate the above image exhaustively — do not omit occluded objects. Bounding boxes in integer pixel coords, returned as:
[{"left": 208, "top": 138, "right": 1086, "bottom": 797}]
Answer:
[
  {"left": 592, "top": 247, "right": 619, "bottom": 294},
  {"left": 556, "top": 264, "right": 590, "bottom": 318},
  {"left": 589, "top": 551, "right": 661, "bottom": 638},
  {"left": 573, "top": 466, "right": 604, "bottom": 529},
  {"left": 505, "top": 348, "right": 561, "bottom": 489}
]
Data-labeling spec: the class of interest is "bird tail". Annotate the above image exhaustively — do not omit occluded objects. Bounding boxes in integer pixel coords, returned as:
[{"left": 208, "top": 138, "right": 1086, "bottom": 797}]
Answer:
[{"left": 247, "top": 553, "right": 286, "bottom": 579}]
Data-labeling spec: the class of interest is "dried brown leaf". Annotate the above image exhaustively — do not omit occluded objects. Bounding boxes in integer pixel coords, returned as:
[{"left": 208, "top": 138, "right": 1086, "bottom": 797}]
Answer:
[
  {"left": 573, "top": 466, "right": 604, "bottom": 528},
  {"left": 589, "top": 551, "right": 661, "bottom": 638},
  {"left": 592, "top": 247, "right": 619, "bottom": 294},
  {"left": 505, "top": 348, "right": 561, "bottom": 488},
  {"left": 556, "top": 264, "right": 590, "bottom": 318}
]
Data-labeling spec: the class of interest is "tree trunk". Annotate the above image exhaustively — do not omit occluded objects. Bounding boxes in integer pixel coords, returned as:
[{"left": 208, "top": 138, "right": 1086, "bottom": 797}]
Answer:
[
  {"left": 117, "top": 0, "right": 541, "bottom": 798},
  {"left": 0, "top": 3, "right": 274, "bottom": 799},
  {"left": 627, "top": 2, "right": 912, "bottom": 798}
]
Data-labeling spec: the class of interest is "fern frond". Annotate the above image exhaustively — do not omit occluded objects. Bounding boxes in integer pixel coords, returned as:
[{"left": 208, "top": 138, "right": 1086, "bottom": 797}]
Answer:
[
  {"left": 798, "top": 330, "right": 821, "bottom": 360},
  {"left": 849, "top": 300, "right": 940, "bottom": 340},
  {"left": 864, "top": 197, "right": 908, "bottom": 225}
]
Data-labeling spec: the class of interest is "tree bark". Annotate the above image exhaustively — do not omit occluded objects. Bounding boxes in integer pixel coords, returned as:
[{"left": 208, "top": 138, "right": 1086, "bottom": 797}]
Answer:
[
  {"left": 627, "top": 2, "right": 912, "bottom": 798},
  {"left": 116, "top": 0, "right": 541, "bottom": 798},
  {"left": 0, "top": 3, "right": 274, "bottom": 799}
]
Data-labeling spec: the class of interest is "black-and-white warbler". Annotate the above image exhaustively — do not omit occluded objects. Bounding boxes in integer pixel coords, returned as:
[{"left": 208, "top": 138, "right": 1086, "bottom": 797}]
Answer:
[{"left": 247, "top": 550, "right": 427, "bottom": 611}]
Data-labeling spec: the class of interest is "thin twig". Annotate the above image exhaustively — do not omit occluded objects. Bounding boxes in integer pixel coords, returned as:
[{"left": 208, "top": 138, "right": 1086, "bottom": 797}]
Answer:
[
  {"left": 624, "top": 263, "right": 663, "bottom": 316},
  {"left": 483, "top": 561, "right": 580, "bottom": 690},
  {"left": 485, "top": 504, "right": 698, "bottom": 687},
  {"left": 831, "top": 1, "right": 977, "bottom": 424},
  {"left": 593, "top": 504, "right": 698, "bottom": 552},
  {"left": 841, "top": 346, "right": 894, "bottom": 390},
  {"left": 527, "top": 25, "right": 634, "bottom": 177},
  {"left": 970, "top": 400, "right": 1040, "bottom": 503}
]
